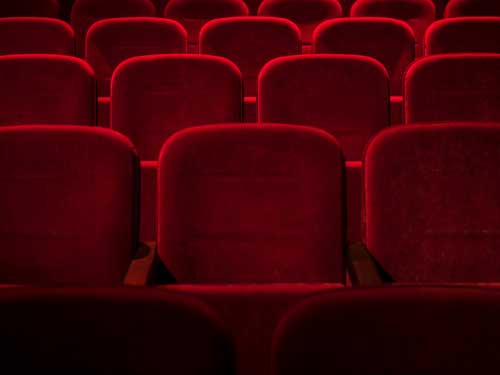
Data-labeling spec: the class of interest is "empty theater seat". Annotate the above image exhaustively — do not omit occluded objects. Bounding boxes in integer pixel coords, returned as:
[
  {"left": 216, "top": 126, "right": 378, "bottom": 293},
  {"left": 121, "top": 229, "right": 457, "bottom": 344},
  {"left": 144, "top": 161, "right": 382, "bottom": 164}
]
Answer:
[
  {"left": 258, "top": 0, "right": 342, "bottom": 50},
  {"left": 0, "top": 126, "right": 139, "bottom": 286},
  {"left": 71, "top": 0, "right": 156, "bottom": 56},
  {"left": 0, "top": 288, "right": 233, "bottom": 374},
  {"left": 0, "top": 55, "right": 96, "bottom": 126},
  {"left": 445, "top": 0, "right": 500, "bottom": 17},
  {"left": 351, "top": 0, "right": 435, "bottom": 56},
  {"left": 164, "top": 0, "right": 249, "bottom": 52},
  {"left": 0, "top": 17, "right": 74, "bottom": 55},
  {"left": 273, "top": 287, "right": 500, "bottom": 375},
  {"left": 200, "top": 16, "right": 300, "bottom": 122},
  {"left": 425, "top": 17, "right": 500, "bottom": 55},
  {"left": 0, "top": 0, "right": 60, "bottom": 17},
  {"left": 405, "top": 53, "right": 500, "bottom": 123},
  {"left": 360, "top": 123, "right": 500, "bottom": 284},
  {"left": 259, "top": 54, "right": 389, "bottom": 161},
  {"left": 157, "top": 124, "right": 346, "bottom": 284}
]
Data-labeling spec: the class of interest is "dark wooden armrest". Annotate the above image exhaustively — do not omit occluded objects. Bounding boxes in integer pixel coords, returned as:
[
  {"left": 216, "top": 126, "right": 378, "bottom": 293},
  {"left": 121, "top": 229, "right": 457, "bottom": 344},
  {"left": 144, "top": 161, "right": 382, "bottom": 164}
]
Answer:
[
  {"left": 346, "top": 242, "right": 385, "bottom": 287},
  {"left": 124, "top": 241, "right": 156, "bottom": 286}
]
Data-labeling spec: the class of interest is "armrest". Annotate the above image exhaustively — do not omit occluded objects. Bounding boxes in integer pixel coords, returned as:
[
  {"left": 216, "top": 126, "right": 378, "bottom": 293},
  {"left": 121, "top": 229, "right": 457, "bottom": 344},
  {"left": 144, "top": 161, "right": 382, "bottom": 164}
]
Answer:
[
  {"left": 124, "top": 241, "right": 156, "bottom": 286},
  {"left": 346, "top": 242, "right": 385, "bottom": 287}
]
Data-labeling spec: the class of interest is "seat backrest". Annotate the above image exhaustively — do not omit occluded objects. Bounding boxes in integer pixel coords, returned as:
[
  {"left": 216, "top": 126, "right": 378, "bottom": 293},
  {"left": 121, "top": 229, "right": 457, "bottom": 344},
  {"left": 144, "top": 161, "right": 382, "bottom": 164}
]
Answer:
[
  {"left": 71, "top": 0, "right": 156, "bottom": 56},
  {"left": 351, "top": 0, "right": 435, "bottom": 55},
  {"left": 157, "top": 124, "right": 346, "bottom": 284},
  {"left": 111, "top": 54, "right": 242, "bottom": 161},
  {"left": 425, "top": 17, "right": 500, "bottom": 55},
  {"left": 0, "top": 288, "right": 234, "bottom": 374},
  {"left": 258, "top": 0, "right": 342, "bottom": 44},
  {"left": 0, "top": 54, "right": 96, "bottom": 126},
  {"left": 200, "top": 16, "right": 300, "bottom": 97},
  {"left": 273, "top": 287, "right": 500, "bottom": 375},
  {"left": 0, "top": 126, "right": 139, "bottom": 286},
  {"left": 313, "top": 17, "right": 415, "bottom": 95},
  {"left": 259, "top": 54, "right": 389, "bottom": 161},
  {"left": 445, "top": 0, "right": 500, "bottom": 17},
  {"left": 164, "top": 0, "right": 249, "bottom": 50},
  {"left": 0, "top": 17, "right": 74, "bottom": 55},
  {"left": 86, "top": 17, "right": 187, "bottom": 96},
  {"left": 405, "top": 53, "right": 500, "bottom": 123},
  {"left": 0, "top": 0, "right": 60, "bottom": 17},
  {"left": 364, "top": 123, "right": 500, "bottom": 283}
]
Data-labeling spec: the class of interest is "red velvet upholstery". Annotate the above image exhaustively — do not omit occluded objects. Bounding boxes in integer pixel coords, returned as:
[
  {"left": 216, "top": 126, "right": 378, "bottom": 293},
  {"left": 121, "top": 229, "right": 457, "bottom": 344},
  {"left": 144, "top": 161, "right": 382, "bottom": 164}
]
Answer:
[
  {"left": 338, "top": 0, "right": 357, "bottom": 16},
  {"left": 112, "top": 54, "right": 242, "bottom": 161},
  {"left": 200, "top": 16, "right": 301, "bottom": 97},
  {"left": 0, "top": 288, "right": 233, "bottom": 374},
  {"left": 0, "top": 0, "right": 60, "bottom": 17},
  {"left": 364, "top": 123, "right": 500, "bottom": 283},
  {"left": 86, "top": 17, "right": 187, "bottom": 97},
  {"left": 157, "top": 124, "right": 346, "bottom": 283},
  {"left": 258, "top": 0, "right": 342, "bottom": 45},
  {"left": 425, "top": 17, "right": 500, "bottom": 55},
  {"left": 161, "top": 284, "right": 343, "bottom": 375},
  {"left": 71, "top": 0, "right": 156, "bottom": 56},
  {"left": 244, "top": 0, "right": 264, "bottom": 15},
  {"left": 273, "top": 286, "right": 500, "bottom": 375},
  {"left": 346, "top": 161, "right": 362, "bottom": 244},
  {"left": 313, "top": 17, "right": 415, "bottom": 95},
  {"left": 445, "top": 0, "right": 500, "bottom": 17},
  {"left": 0, "top": 126, "right": 139, "bottom": 286},
  {"left": 0, "top": 55, "right": 96, "bottom": 126},
  {"left": 140, "top": 161, "right": 158, "bottom": 242},
  {"left": 405, "top": 54, "right": 500, "bottom": 124},
  {"left": 433, "top": 0, "right": 449, "bottom": 18},
  {"left": 0, "top": 17, "right": 74, "bottom": 55},
  {"left": 164, "top": 0, "right": 249, "bottom": 50},
  {"left": 258, "top": 55, "right": 389, "bottom": 161},
  {"left": 351, "top": 0, "right": 435, "bottom": 56}
]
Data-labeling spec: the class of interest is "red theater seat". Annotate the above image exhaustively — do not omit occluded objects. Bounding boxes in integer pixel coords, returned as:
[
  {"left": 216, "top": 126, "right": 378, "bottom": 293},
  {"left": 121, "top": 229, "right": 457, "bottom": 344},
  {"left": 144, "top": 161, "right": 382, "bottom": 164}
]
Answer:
[
  {"left": 164, "top": 0, "right": 249, "bottom": 52},
  {"left": 0, "top": 126, "right": 139, "bottom": 286},
  {"left": 157, "top": 124, "right": 346, "bottom": 284},
  {"left": 273, "top": 287, "right": 500, "bottom": 375},
  {"left": 71, "top": 0, "right": 156, "bottom": 56},
  {"left": 259, "top": 55, "right": 389, "bottom": 161},
  {"left": 0, "top": 55, "right": 96, "bottom": 126},
  {"left": 258, "top": 0, "right": 342, "bottom": 49},
  {"left": 445, "top": 0, "right": 500, "bottom": 17},
  {"left": 425, "top": 17, "right": 500, "bottom": 55},
  {"left": 351, "top": 0, "right": 435, "bottom": 56},
  {"left": 0, "top": 17, "right": 74, "bottom": 55},
  {"left": 362, "top": 123, "right": 500, "bottom": 284},
  {"left": 0, "top": 0, "right": 60, "bottom": 17},
  {"left": 0, "top": 288, "right": 233, "bottom": 374},
  {"left": 200, "top": 16, "right": 300, "bottom": 121},
  {"left": 405, "top": 54, "right": 500, "bottom": 123}
]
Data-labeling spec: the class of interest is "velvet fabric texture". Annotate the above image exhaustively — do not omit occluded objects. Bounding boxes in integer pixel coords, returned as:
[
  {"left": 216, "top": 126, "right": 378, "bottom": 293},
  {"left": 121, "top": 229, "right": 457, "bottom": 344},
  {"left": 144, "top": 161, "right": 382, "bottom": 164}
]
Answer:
[
  {"left": 351, "top": 0, "right": 435, "bottom": 56},
  {"left": 200, "top": 16, "right": 301, "bottom": 98},
  {"left": 0, "top": 288, "right": 234, "bottom": 374},
  {"left": 86, "top": 17, "right": 187, "bottom": 97},
  {"left": 244, "top": 0, "right": 264, "bottom": 15},
  {"left": 71, "top": 0, "right": 156, "bottom": 56},
  {"left": 140, "top": 161, "right": 158, "bottom": 242},
  {"left": 313, "top": 17, "right": 415, "bottom": 96},
  {"left": 364, "top": 123, "right": 500, "bottom": 283},
  {"left": 0, "top": 18, "right": 74, "bottom": 55},
  {"left": 273, "top": 286, "right": 500, "bottom": 375},
  {"left": 111, "top": 54, "right": 243, "bottom": 161},
  {"left": 258, "top": 54, "right": 390, "bottom": 161},
  {"left": 445, "top": 0, "right": 500, "bottom": 17},
  {"left": 0, "top": 0, "right": 60, "bottom": 17},
  {"left": 258, "top": 0, "right": 342, "bottom": 45},
  {"left": 0, "top": 54, "right": 96, "bottom": 126},
  {"left": 157, "top": 124, "right": 346, "bottom": 283},
  {"left": 164, "top": 0, "right": 249, "bottom": 49},
  {"left": 0, "top": 126, "right": 140, "bottom": 286},
  {"left": 425, "top": 17, "right": 500, "bottom": 55},
  {"left": 405, "top": 53, "right": 500, "bottom": 123},
  {"left": 161, "top": 284, "right": 343, "bottom": 375}
]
